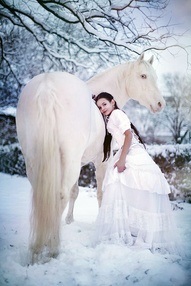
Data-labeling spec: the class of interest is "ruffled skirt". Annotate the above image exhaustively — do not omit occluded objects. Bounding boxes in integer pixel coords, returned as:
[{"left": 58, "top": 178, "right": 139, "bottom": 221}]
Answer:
[{"left": 93, "top": 145, "right": 181, "bottom": 254}]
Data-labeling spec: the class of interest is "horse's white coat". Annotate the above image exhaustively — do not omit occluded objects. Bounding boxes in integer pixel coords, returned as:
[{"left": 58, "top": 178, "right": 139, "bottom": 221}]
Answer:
[{"left": 16, "top": 54, "right": 165, "bottom": 263}]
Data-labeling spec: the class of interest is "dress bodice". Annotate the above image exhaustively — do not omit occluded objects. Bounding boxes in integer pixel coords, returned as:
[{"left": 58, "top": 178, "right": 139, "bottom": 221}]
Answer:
[{"left": 107, "top": 109, "right": 140, "bottom": 149}]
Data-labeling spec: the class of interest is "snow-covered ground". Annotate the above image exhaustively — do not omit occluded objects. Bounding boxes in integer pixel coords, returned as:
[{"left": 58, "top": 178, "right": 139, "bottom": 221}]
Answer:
[{"left": 0, "top": 173, "right": 190, "bottom": 286}]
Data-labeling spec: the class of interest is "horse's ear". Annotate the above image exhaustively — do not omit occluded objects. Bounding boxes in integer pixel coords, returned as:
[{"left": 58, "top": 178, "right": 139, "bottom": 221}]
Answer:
[
  {"left": 148, "top": 55, "right": 154, "bottom": 65},
  {"left": 138, "top": 53, "right": 144, "bottom": 62}
]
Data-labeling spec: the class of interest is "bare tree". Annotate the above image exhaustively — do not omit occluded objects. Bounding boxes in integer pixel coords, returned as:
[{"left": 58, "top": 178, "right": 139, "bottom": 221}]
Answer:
[
  {"left": 0, "top": 0, "right": 186, "bottom": 69},
  {"left": 0, "top": 0, "right": 189, "bottom": 105},
  {"left": 161, "top": 73, "right": 191, "bottom": 143}
]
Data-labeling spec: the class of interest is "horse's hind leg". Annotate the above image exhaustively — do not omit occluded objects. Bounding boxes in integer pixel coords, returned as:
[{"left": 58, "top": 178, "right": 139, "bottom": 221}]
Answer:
[{"left": 65, "top": 182, "right": 79, "bottom": 224}]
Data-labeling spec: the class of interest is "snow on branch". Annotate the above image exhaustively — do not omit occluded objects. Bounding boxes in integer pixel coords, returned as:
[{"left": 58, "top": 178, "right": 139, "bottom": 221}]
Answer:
[
  {"left": 0, "top": 0, "right": 179, "bottom": 56},
  {"left": 0, "top": 0, "right": 190, "bottom": 90}
]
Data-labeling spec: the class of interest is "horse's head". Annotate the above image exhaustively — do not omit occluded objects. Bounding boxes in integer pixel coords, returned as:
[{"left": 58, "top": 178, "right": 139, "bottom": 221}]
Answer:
[{"left": 126, "top": 53, "right": 165, "bottom": 113}]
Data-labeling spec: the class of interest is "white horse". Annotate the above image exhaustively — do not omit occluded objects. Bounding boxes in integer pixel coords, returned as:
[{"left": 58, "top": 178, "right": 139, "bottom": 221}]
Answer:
[{"left": 16, "top": 53, "right": 165, "bottom": 263}]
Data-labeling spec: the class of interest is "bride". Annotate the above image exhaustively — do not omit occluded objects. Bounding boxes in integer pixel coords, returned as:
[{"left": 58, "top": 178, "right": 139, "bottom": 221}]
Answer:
[{"left": 93, "top": 92, "right": 182, "bottom": 255}]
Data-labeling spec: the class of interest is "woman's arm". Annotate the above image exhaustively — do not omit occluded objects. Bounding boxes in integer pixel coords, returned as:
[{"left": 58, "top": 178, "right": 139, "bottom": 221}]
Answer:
[{"left": 114, "top": 129, "right": 132, "bottom": 173}]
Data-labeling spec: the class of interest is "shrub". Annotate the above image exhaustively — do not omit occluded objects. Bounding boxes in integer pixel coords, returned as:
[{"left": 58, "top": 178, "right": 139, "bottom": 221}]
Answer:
[
  {"left": 0, "top": 144, "right": 26, "bottom": 176},
  {"left": 147, "top": 144, "right": 191, "bottom": 201}
]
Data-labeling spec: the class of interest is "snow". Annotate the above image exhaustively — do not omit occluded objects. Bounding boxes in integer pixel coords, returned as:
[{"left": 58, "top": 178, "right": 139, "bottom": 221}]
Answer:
[
  {"left": 0, "top": 173, "right": 191, "bottom": 286},
  {"left": 147, "top": 144, "right": 191, "bottom": 158},
  {"left": 0, "top": 107, "right": 16, "bottom": 117}
]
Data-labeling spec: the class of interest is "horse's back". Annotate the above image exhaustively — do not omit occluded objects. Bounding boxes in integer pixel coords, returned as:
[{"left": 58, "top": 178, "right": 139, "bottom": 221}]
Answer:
[
  {"left": 16, "top": 71, "right": 104, "bottom": 163},
  {"left": 17, "top": 72, "right": 91, "bottom": 121},
  {"left": 17, "top": 72, "right": 85, "bottom": 128}
]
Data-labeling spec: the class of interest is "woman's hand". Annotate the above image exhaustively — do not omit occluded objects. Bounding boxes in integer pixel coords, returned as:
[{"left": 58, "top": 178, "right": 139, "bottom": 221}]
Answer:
[
  {"left": 114, "top": 160, "right": 126, "bottom": 173},
  {"left": 114, "top": 129, "right": 132, "bottom": 173}
]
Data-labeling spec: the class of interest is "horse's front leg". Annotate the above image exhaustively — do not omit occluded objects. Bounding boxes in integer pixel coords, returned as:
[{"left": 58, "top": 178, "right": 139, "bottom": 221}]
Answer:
[
  {"left": 65, "top": 182, "right": 79, "bottom": 224},
  {"left": 95, "top": 161, "right": 106, "bottom": 207}
]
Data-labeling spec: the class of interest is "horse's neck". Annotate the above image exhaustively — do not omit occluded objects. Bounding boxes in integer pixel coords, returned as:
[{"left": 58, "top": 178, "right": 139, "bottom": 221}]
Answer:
[{"left": 87, "top": 62, "right": 133, "bottom": 108}]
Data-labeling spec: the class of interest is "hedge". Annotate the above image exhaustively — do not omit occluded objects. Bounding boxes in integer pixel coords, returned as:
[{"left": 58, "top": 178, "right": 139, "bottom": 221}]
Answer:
[{"left": 0, "top": 143, "right": 190, "bottom": 201}]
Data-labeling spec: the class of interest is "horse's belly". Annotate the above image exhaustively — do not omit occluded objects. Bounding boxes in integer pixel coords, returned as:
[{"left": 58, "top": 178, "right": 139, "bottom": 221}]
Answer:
[{"left": 81, "top": 112, "right": 105, "bottom": 164}]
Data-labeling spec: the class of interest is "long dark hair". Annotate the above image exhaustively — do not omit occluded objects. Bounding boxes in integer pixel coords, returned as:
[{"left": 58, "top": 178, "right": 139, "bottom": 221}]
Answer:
[{"left": 95, "top": 92, "right": 145, "bottom": 161}]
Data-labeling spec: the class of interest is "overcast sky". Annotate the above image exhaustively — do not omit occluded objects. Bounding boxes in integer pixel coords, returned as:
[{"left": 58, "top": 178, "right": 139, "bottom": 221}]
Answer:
[{"left": 153, "top": 0, "right": 191, "bottom": 77}]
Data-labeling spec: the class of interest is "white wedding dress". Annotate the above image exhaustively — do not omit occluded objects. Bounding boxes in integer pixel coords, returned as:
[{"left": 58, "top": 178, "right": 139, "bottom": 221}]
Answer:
[{"left": 94, "top": 109, "right": 181, "bottom": 254}]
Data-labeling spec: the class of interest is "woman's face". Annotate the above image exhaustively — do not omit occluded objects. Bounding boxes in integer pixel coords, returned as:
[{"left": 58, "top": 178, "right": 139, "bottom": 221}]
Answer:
[{"left": 96, "top": 98, "right": 115, "bottom": 116}]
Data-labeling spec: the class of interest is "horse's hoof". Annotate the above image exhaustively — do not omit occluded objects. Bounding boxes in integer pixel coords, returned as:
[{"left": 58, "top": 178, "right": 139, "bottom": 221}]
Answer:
[{"left": 65, "top": 216, "right": 74, "bottom": 224}]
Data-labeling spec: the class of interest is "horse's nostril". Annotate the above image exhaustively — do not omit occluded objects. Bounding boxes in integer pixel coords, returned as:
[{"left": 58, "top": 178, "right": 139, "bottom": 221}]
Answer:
[{"left": 158, "top": 102, "right": 162, "bottom": 107}]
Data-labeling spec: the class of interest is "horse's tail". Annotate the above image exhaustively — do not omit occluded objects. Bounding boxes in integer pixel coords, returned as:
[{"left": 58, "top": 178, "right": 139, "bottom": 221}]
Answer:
[{"left": 29, "top": 78, "right": 62, "bottom": 263}]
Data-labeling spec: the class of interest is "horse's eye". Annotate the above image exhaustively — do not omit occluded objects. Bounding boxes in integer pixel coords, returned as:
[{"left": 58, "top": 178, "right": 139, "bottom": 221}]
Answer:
[{"left": 141, "top": 74, "right": 147, "bottom": 79}]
